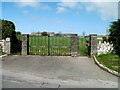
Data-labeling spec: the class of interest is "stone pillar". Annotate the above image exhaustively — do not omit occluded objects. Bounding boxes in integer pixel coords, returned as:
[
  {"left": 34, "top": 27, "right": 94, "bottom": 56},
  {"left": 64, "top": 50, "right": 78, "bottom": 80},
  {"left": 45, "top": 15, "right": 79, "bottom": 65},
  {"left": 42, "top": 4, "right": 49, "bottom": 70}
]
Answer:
[
  {"left": 71, "top": 35, "right": 78, "bottom": 56},
  {"left": 0, "top": 29, "right": 2, "bottom": 40},
  {"left": 90, "top": 34, "right": 97, "bottom": 56},
  {"left": 5, "top": 38, "right": 11, "bottom": 54},
  {"left": 22, "top": 34, "right": 29, "bottom": 55}
]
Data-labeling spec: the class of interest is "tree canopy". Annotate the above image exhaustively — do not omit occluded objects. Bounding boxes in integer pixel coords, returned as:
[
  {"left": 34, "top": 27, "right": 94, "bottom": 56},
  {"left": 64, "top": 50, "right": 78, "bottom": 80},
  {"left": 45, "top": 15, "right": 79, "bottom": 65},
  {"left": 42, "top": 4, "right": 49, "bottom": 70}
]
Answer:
[
  {"left": 41, "top": 31, "right": 48, "bottom": 36},
  {"left": 0, "top": 19, "right": 16, "bottom": 40},
  {"left": 0, "top": 19, "right": 21, "bottom": 53},
  {"left": 109, "top": 19, "right": 120, "bottom": 56}
]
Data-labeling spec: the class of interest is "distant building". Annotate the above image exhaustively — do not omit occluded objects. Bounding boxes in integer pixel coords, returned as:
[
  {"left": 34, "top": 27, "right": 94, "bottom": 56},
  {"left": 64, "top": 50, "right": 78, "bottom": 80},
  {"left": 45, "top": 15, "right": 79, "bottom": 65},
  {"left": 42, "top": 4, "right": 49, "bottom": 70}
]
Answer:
[
  {"left": 31, "top": 32, "right": 77, "bottom": 37},
  {"left": 31, "top": 32, "right": 55, "bottom": 36},
  {"left": 97, "top": 35, "right": 107, "bottom": 39},
  {"left": 47, "top": 32, "right": 55, "bottom": 36},
  {"left": 85, "top": 35, "right": 107, "bottom": 39}
]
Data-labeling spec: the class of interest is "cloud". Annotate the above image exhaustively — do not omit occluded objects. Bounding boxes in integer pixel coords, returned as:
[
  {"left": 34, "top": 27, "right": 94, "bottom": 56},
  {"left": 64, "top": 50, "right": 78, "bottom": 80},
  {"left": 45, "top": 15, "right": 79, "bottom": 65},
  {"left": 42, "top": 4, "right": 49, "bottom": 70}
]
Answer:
[
  {"left": 17, "top": 2, "right": 38, "bottom": 7},
  {"left": 56, "top": 7, "right": 68, "bottom": 14},
  {"left": 85, "top": 2, "right": 118, "bottom": 20},
  {"left": 56, "top": 2, "right": 82, "bottom": 14},
  {"left": 57, "top": 2, "right": 79, "bottom": 8},
  {"left": 59, "top": 0, "right": 119, "bottom": 2},
  {"left": 57, "top": 1, "right": 118, "bottom": 20},
  {"left": 23, "top": 10, "right": 29, "bottom": 14},
  {"left": 38, "top": 3, "right": 51, "bottom": 10},
  {"left": 86, "top": 5, "right": 95, "bottom": 11},
  {"left": 57, "top": 1, "right": 83, "bottom": 9},
  {"left": 2, "top": 0, "right": 119, "bottom": 2},
  {"left": 15, "top": 0, "right": 51, "bottom": 10},
  {"left": 16, "top": 0, "right": 39, "bottom": 7}
]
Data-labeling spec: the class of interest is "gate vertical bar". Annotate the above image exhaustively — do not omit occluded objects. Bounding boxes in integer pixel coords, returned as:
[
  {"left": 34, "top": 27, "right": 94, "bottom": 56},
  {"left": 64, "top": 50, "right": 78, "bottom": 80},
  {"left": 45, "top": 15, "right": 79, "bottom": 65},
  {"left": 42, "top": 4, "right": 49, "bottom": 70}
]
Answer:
[
  {"left": 48, "top": 35, "right": 50, "bottom": 56},
  {"left": 22, "top": 34, "right": 29, "bottom": 55}
]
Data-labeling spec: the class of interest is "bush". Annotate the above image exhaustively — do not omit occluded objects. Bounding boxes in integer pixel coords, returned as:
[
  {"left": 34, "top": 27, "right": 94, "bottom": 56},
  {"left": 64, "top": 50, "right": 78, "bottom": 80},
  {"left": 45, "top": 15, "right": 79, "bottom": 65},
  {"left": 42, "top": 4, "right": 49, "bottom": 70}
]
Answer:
[
  {"left": 102, "top": 37, "right": 107, "bottom": 42},
  {"left": 108, "top": 19, "right": 120, "bottom": 56},
  {"left": 41, "top": 32, "right": 48, "bottom": 36}
]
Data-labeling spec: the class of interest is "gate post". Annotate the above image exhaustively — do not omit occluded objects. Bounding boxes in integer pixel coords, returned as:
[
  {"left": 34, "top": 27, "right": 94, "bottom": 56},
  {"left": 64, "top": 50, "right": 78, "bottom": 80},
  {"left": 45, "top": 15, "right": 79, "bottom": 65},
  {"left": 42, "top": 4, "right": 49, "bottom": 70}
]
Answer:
[
  {"left": 0, "top": 28, "right": 2, "bottom": 40},
  {"left": 22, "top": 34, "right": 29, "bottom": 55},
  {"left": 71, "top": 34, "right": 78, "bottom": 56},
  {"left": 5, "top": 38, "right": 11, "bottom": 54},
  {"left": 89, "top": 34, "right": 97, "bottom": 56}
]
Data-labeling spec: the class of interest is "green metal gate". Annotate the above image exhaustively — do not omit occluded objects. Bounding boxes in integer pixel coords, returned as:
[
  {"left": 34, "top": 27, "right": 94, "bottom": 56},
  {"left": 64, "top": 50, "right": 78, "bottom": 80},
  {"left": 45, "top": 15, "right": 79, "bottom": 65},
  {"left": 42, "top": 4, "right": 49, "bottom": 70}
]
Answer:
[
  {"left": 29, "top": 35, "right": 71, "bottom": 56},
  {"left": 78, "top": 37, "right": 89, "bottom": 56}
]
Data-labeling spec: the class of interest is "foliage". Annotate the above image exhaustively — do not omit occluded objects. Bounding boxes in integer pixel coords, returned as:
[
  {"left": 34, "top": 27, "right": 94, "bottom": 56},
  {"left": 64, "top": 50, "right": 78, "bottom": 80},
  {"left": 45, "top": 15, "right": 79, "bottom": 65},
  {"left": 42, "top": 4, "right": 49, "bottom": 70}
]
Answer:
[
  {"left": 102, "top": 37, "right": 107, "bottom": 42},
  {"left": 41, "top": 31, "right": 48, "bottom": 36},
  {"left": 1, "top": 19, "right": 16, "bottom": 39},
  {"left": 16, "top": 31, "right": 22, "bottom": 40},
  {"left": 82, "top": 32, "right": 86, "bottom": 37},
  {"left": 55, "top": 32, "right": 62, "bottom": 36},
  {"left": 0, "top": 19, "right": 21, "bottom": 53},
  {"left": 16, "top": 31, "right": 21, "bottom": 35},
  {"left": 108, "top": 19, "right": 120, "bottom": 56},
  {"left": 55, "top": 33, "right": 61, "bottom": 36}
]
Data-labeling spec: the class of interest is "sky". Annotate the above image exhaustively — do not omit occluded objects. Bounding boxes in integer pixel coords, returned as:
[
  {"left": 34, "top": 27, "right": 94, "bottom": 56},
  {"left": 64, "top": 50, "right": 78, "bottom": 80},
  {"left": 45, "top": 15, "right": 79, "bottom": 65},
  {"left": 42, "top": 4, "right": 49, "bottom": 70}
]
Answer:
[{"left": 1, "top": 0, "right": 119, "bottom": 35}]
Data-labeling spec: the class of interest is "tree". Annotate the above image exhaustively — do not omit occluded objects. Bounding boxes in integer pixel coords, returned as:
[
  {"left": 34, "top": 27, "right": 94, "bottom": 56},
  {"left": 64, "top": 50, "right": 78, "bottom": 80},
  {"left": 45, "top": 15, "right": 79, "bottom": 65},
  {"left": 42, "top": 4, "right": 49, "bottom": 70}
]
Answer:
[
  {"left": 41, "top": 31, "right": 48, "bottom": 36},
  {"left": 55, "top": 31, "right": 62, "bottom": 36},
  {"left": 1, "top": 19, "right": 16, "bottom": 39},
  {"left": 0, "top": 19, "right": 20, "bottom": 53},
  {"left": 82, "top": 32, "right": 86, "bottom": 37},
  {"left": 16, "top": 31, "right": 22, "bottom": 40},
  {"left": 108, "top": 19, "right": 120, "bottom": 56}
]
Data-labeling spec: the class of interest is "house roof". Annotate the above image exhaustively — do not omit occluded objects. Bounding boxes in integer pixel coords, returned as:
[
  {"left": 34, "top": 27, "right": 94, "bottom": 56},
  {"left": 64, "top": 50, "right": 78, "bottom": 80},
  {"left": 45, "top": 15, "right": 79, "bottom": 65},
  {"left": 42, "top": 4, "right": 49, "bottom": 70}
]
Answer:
[{"left": 31, "top": 32, "right": 55, "bottom": 34}]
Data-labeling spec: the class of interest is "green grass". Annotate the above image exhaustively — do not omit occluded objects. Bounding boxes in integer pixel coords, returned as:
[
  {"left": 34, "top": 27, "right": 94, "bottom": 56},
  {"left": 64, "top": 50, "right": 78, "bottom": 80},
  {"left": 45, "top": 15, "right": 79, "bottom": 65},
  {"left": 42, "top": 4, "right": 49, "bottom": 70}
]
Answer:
[
  {"left": 96, "top": 53, "right": 120, "bottom": 72},
  {"left": 29, "top": 36, "right": 89, "bottom": 56},
  {"left": 97, "top": 39, "right": 103, "bottom": 43},
  {"left": 0, "top": 52, "right": 6, "bottom": 56},
  {"left": 78, "top": 37, "right": 89, "bottom": 56}
]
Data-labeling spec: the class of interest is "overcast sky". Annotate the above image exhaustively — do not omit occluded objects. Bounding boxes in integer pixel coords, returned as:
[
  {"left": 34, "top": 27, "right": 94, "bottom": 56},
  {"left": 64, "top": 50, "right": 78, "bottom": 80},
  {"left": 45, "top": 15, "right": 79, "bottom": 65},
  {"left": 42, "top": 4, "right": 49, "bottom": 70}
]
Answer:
[{"left": 1, "top": 0, "right": 119, "bottom": 35}]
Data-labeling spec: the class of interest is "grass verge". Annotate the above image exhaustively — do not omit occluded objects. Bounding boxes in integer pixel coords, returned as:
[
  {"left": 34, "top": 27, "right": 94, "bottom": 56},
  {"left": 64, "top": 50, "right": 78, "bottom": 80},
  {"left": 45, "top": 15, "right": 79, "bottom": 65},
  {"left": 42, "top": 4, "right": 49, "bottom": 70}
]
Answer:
[
  {"left": 0, "top": 52, "right": 6, "bottom": 56},
  {"left": 96, "top": 53, "right": 120, "bottom": 72}
]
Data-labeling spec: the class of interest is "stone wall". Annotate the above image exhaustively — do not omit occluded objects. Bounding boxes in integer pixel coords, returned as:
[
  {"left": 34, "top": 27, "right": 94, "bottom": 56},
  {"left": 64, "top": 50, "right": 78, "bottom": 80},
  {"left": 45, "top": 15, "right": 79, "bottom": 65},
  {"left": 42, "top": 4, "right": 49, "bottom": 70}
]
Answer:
[
  {"left": 22, "top": 34, "right": 29, "bottom": 55},
  {"left": 97, "top": 41, "right": 114, "bottom": 55},
  {"left": 90, "top": 34, "right": 97, "bottom": 56},
  {"left": 0, "top": 38, "right": 11, "bottom": 54},
  {"left": 71, "top": 35, "right": 78, "bottom": 56}
]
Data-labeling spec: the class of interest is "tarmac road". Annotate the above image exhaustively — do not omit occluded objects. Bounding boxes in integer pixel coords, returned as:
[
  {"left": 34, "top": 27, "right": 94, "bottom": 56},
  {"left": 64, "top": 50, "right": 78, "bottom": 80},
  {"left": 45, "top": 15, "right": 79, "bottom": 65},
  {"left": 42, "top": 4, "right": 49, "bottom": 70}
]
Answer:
[{"left": 1, "top": 55, "right": 118, "bottom": 88}]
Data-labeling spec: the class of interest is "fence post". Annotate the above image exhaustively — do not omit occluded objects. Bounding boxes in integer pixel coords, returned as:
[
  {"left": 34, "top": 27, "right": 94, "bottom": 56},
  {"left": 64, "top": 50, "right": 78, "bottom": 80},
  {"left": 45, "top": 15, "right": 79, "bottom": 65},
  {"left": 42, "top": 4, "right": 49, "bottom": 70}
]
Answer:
[
  {"left": 89, "top": 34, "right": 97, "bottom": 56},
  {"left": 22, "top": 34, "right": 29, "bottom": 55},
  {"left": 71, "top": 34, "right": 78, "bottom": 56}
]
